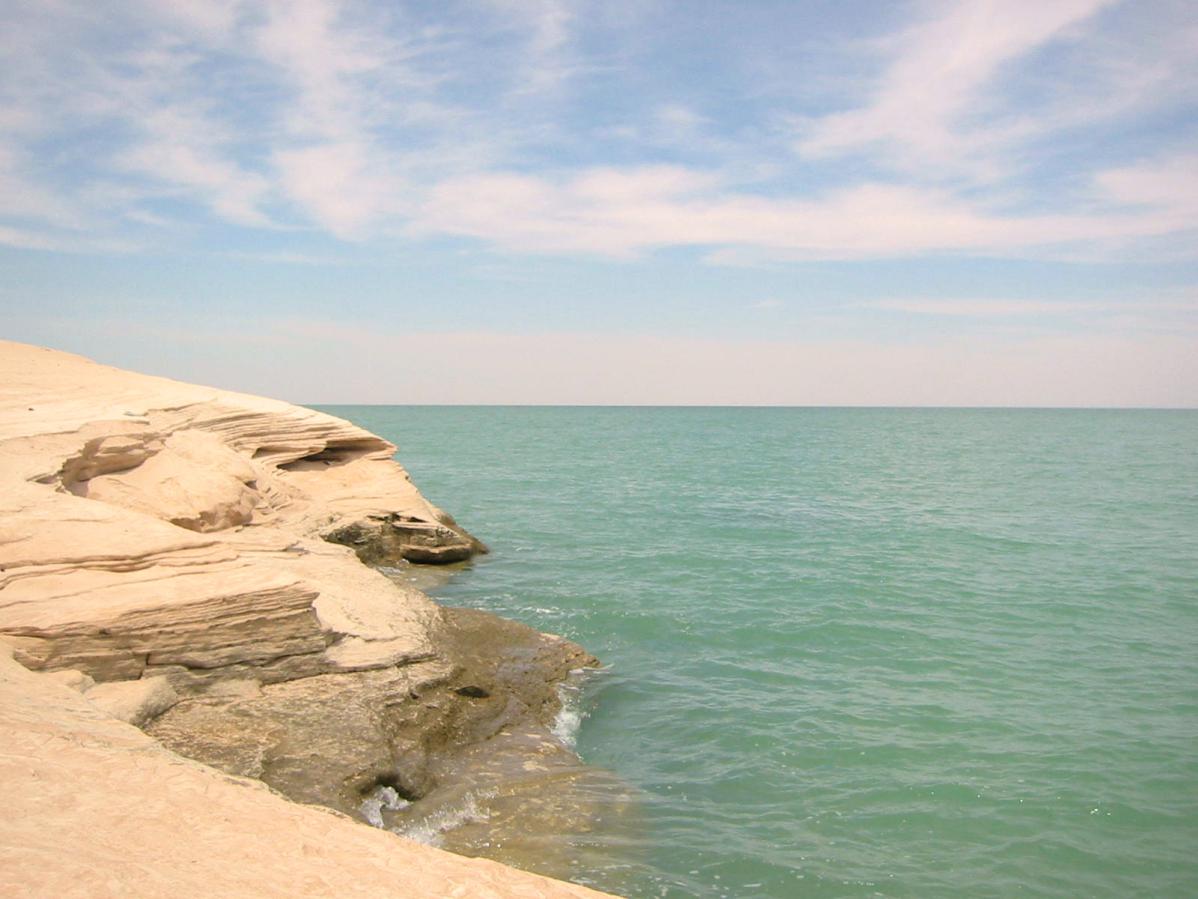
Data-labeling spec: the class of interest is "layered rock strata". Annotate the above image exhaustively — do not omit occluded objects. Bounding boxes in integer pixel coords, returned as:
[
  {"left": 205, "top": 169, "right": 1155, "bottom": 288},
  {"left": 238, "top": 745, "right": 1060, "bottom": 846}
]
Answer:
[
  {"left": 0, "top": 645, "right": 612, "bottom": 898},
  {"left": 0, "top": 340, "right": 613, "bottom": 897}
]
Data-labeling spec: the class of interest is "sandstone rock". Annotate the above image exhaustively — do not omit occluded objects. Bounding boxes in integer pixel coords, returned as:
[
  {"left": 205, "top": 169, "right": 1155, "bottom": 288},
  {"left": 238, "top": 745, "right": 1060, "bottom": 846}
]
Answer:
[
  {"left": 0, "top": 339, "right": 480, "bottom": 691},
  {"left": 145, "top": 607, "right": 599, "bottom": 814},
  {"left": 0, "top": 645, "right": 615, "bottom": 898},
  {"left": 80, "top": 430, "right": 259, "bottom": 532},
  {"left": 0, "top": 340, "right": 615, "bottom": 896},
  {"left": 86, "top": 676, "right": 179, "bottom": 727},
  {"left": 41, "top": 667, "right": 95, "bottom": 692}
]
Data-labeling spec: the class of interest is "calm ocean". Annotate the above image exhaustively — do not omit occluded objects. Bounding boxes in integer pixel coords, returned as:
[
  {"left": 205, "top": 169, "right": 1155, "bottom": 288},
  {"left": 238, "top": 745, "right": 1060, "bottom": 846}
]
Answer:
[{"left": 318, "top": 406, "right": 1197, "bottom": 898}]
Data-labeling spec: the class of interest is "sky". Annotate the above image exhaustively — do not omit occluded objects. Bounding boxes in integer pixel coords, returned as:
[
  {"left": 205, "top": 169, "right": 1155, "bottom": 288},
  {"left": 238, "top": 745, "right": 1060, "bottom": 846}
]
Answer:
[{"left": 2, "top": 0, "right": 1196, "bottom": 405}]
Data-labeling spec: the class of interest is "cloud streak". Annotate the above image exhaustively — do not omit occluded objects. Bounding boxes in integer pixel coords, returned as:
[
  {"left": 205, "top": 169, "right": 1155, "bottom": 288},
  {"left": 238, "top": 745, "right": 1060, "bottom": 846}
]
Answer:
[
  {"left": 795, "top": 0, "right": 1119, "bottom": 175},
  {"left": 0, "top": 0, "right": 1193, "bottom": 267},
  {"left": 419, "top": 162, "right": 1192, "bottom": 260}
]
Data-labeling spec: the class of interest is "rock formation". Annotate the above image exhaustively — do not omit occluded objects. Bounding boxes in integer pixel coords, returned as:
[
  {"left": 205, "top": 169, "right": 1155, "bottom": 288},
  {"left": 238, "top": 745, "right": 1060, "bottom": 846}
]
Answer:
[
  {"left": 0, "top": 340, "right": 616, "bottom": 897},
  {"left": 0, "top": 644, "right": 611, "bottom": 898}
]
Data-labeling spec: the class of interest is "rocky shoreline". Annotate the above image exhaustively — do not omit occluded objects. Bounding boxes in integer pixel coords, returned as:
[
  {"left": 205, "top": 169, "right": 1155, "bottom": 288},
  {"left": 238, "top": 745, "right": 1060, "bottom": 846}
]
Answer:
[
  {"left": 144, "top": 604, "right": 598, "bottom": 822},
  {"left": 0, "top": 340, "right": 617, "bottom": 897}
]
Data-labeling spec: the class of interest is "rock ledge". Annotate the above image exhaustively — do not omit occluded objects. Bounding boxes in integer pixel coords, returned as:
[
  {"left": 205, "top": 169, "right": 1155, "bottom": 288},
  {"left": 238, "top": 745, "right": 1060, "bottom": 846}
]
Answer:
[{"left": 0, "top": 340, "right": 616, "bottom": 898}]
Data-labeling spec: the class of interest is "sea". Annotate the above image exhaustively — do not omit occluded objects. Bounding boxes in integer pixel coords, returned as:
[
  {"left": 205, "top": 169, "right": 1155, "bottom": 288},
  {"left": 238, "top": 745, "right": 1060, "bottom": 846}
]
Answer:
[{"left": 317, "top": 406, "right": 1197, "bottom": 899}]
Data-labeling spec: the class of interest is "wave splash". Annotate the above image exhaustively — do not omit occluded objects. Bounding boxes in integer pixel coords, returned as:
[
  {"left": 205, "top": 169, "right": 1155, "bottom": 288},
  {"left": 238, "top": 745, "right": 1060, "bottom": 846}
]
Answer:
[
  {"left": 550, "top": 668, "right": 591, "bottom": 749},
  {"left": 392, "top": 791, "right": 494, "bottom": 848},
  {"left": 359, "top": 785, "right": 411, "bottom": 829}
]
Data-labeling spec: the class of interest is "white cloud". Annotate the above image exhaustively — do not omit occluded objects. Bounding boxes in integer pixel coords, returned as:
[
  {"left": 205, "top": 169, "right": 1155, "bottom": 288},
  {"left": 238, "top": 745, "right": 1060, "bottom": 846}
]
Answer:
[
  {"left": 137, "top": 0, "right": 244, "bottom": 38},
  {"left": 488, "top": 0, "right": 573, "bottom": 56},
  {"left": 252, "top": 0, "right": 390, "bottom": 142},
  {"left": 655, "top": 104, "right": 707, "bottom": 133},
  {"left": 0, "top": 225, "right": 62, "bottom": 251},
  {"left": 862, "top": 295, "right": 1198, "bottom": 324},
  {"left": 796, "top": 0, "right": 1117, "bottom": 176},
  {"left": 419, "top": 164, "right": 1189, "bottom": 260},
  {"left": 484, "top": 0, "right": 579, "bottom": 94},
  {"left": 0, "top": 0, "right": 1193, "bottom": 264},
  {"left": 864, "top": 299, "right": 1099, "bottom": 317},
  {"left": 1096, "top": 152, "right": 1198, "bottom": 225},
  {"left": 0, "top": 226, "right": 142, "bottom": 254},
  {"left": 0, "top": 145, "right": 86, "bottom": 230},
  {"left": 249, "top": 0, "right": 442, "bottom": 235},
  {"left": 274, "top": 142, "right": 400, "bottom": 237},
  {"left": 120, "top": 106, "right": 272, "bottom": 227}
]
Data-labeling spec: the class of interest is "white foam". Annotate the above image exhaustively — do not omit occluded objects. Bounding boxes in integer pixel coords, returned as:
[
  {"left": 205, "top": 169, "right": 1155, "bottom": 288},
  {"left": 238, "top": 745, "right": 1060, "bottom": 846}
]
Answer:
[
  {"left": 393, "top": 792, "right": 492, "bottom": 848},
  {"left": 358, "top": 784, "right": 410, "bottom": 828},
  {"left": 550, "top": 669, "right": 588, "bottom": 749}
]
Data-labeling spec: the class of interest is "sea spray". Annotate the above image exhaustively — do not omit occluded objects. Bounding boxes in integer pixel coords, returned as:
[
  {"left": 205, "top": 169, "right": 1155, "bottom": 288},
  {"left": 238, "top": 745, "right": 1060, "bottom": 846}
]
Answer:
[
  {"left": 550, "top": 667, "right": 595, "bottom": 750},
  {"left": 359, "top": 785, "right": 410, "bottom": 829},
  {"left": 392, "top": 790, "right": 494, "bottom": 848}
]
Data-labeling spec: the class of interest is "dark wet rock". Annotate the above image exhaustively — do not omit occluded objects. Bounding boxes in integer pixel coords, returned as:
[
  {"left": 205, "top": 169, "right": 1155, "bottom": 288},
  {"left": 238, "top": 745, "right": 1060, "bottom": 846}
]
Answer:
[
  {"left": 455, "top": 685, "right": 491, "bottom": 698},
  {"left": 146, "top": 606, "right": 597, "bottom": 818},
  {"left": 324, "top": 510, "right": 489, "bottom": 566}
]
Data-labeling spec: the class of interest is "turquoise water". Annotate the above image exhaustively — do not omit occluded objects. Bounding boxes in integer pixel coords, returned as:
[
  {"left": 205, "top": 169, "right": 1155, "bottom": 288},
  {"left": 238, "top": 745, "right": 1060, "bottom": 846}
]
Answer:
[{"left": 320, "top": 407, "right": 1198, "bottom": 898}]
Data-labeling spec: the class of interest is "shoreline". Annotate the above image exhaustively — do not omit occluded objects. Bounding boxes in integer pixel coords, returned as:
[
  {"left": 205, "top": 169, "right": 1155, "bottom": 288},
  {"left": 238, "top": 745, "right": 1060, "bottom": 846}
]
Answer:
[{"left": 0, "top": 339, "right": 619, "bottom": 898}]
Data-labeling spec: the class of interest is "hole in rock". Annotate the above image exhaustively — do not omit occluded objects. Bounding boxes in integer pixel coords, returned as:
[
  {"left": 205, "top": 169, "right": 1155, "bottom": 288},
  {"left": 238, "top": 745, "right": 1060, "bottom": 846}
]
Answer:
[
  {"left": 454, "top": 685, "right": 491, "bottom": 699},
  {"left": 365, "top": 773, "right": 421, "bottom": 803}
]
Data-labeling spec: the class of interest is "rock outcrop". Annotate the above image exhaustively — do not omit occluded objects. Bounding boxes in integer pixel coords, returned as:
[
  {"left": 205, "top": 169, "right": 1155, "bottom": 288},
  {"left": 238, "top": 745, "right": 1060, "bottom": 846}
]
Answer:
[
  {"left": 0, "top": 645, "right": 612, "bottom": 898},
  {"left": 0, "top": 340, "right": 615, "bottom": 897}
]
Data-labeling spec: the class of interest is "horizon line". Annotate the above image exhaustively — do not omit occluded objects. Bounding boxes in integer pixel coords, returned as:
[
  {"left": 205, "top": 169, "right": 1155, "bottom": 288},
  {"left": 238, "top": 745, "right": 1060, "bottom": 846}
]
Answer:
[{"left": 305, "top": 403, "right": 1198, "bottom": 411}]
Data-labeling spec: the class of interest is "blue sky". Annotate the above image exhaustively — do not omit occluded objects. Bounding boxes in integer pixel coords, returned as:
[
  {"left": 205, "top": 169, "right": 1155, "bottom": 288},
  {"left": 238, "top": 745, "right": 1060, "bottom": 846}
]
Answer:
[{"left": 2, "top": 0, "right": 1196, "bottom": 404}]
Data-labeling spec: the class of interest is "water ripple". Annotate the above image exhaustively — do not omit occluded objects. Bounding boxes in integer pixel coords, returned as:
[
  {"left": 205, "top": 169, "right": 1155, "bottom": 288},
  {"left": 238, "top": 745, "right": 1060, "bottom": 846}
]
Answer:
[{"left": 322, "top": 406, "right": 1198, "bottom": 899}]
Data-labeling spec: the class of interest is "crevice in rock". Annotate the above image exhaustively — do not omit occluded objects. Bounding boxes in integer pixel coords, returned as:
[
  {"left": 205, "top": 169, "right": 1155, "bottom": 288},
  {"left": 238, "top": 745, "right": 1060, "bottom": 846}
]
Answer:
[
  {"left": 455, "top": 685, "right": 491, "bottom": 698},
  {"left": 48, "top": 433, "right": 162, "bottom": 493},
  {"left": 363, "top": 773, "right": 422, "bottom": 804},
  {"left": 277, "top": 438, "right": 391, "bottom": 471}
]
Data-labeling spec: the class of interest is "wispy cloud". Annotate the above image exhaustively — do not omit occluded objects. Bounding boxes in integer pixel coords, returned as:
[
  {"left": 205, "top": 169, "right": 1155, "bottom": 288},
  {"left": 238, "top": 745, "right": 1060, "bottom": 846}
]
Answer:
[
  {"left": 0, "top": 224, "right": 63, "bottom": 252},
  {"left": 794, "top": 0, "right": 1117, "bottom": 177},
  {"left": 864, "top": 299, "right": 1101, "bottom": 317},
  {"left": 0, "top": 145, "right": 86, "bottom": 230},
  {"left": 1096, "top": 152, "right": 1198, "bottom": 224},
  {"left": 419, "top": 163, "right": 1190, "bottom": 260},
  {"left": 483, "top": 0, "right": 581, "bottom": 94},
  {"left": 859, "top": 296, "right": 1198, "bottom": 332},
  {"left": 0, "top": 0, "right": 1194, "bottom": 267},
  {"left": 121, "top": 105, "right": 274, "bottom": 227},
  {"left": 221, "top": 249, "right": 353, "bottom": 265}
]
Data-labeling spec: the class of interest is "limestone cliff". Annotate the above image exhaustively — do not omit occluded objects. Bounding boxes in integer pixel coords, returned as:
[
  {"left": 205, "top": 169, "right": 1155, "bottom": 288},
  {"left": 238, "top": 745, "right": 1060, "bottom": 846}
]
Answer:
[{"left": 0, "top": 340, "right": 616, "bottom": 897}]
